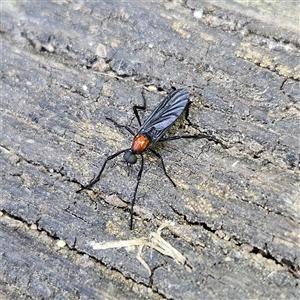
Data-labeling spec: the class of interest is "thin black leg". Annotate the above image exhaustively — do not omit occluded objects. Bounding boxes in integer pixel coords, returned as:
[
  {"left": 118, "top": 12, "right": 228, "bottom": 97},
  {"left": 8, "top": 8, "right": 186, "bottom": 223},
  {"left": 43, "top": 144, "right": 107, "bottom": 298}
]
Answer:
[
  {"left": 158, "top": 134, "right": 227, "bottom": 149},
  {"left": 76, "top": 149, "right": 129, "bottom": 193},
  {"left": 158, "top": 133, "right": 214, "bottom": 142},
  {"left": 132, "top": 90, "right": 147, "bottom": 126},
  {"left": 106, "top": 117, "right": 135, "bottom": 136},
  {"left": 130, "top": 153, "right": 144, "bottom": 230},
  {"left": 149, "top": 148, "right": 176, "bottom": 187}
]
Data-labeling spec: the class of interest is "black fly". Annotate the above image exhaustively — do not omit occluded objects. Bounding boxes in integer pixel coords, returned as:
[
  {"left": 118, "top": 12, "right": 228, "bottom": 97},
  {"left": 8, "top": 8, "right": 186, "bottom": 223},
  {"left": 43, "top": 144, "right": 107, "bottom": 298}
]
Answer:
[{"left": 77, "top": 88, "right": 212, "bottom": 229}]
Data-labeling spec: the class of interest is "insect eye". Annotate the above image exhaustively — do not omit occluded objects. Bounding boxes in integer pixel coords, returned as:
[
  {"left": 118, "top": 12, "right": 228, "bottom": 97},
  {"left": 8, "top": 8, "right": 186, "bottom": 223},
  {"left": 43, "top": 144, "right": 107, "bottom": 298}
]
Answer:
[{"left": 124, "top": 151, "right": 137, "bottom": 164}]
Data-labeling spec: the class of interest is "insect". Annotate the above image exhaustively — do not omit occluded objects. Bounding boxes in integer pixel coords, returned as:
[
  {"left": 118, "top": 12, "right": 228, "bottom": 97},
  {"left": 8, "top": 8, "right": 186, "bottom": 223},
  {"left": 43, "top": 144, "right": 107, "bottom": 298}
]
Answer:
[{"left": 77, "top": 88, "right": 212, "bottom": 229}]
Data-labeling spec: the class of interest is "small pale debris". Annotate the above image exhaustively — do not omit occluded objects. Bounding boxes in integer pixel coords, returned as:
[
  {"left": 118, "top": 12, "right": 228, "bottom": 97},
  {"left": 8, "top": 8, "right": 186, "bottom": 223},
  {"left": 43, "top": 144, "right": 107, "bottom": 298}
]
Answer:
[
  {"left": 92, "top": 59, "right": 110, "bottom": 72},
  {"left": 111, "top": 41, "right": 119, "bottom": 48},
  {"left": 82, "top": 254, "right": 89, "bottom": 260},
  {"left": 96, "top": 43, "right": 107, "bottom": 58},
  {"left": 56, "top": 240, "right": 66, "bottom": 248},
  {"left": 30, "top": 224, "right": 38, "bottom": 230},
  {"left": 41, "top": 41, "right": 55, "bottom": 52},
  {"left": 26, "top": 139, "right": 35, "bottom": 144},
  {"left": 193, "top": 9, "right": 203, "bottom": 19},
  {"left": 137, "top": 244, "right": 151, "bottom": 275},
  {"left": 224, "top": 235, "right": 231, "bottom": 241},
  {"left": 90, "top": 221, "right": 187, "bottom": 276},
  {"left": 146, "top": 85, "right": 157, "bottom": 92},
  {"left": 231, "top": 160, "right": 239, "bottom": 167},
  {"left": 34, "top": 40, "right": 42, "bottom": 51},
  {"left": 241, "top": 243, "right": 254, "bottom": 253},
  {"left": 104, "top": 194, "right": 128, "bottom": 208},
  {"left": 90, "top": 238, "right": 147, "bottom": 250},
  {"left": 86, "top": 189, "right": 96, "bottom": 200}
]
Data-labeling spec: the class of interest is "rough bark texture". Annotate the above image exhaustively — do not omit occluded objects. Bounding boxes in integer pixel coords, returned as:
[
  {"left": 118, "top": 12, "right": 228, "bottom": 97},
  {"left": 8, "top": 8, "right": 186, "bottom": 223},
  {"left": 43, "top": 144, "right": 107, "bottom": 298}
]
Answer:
[{"left": 1, "top": 1, "right": 299, "bottom": 299}]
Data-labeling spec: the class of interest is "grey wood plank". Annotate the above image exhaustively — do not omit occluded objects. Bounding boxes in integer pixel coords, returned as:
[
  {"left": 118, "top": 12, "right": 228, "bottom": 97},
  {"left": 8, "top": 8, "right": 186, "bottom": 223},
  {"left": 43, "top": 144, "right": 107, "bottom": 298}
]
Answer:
[{"left": 1, "top": 1, "right": 299, "bottom": 299}]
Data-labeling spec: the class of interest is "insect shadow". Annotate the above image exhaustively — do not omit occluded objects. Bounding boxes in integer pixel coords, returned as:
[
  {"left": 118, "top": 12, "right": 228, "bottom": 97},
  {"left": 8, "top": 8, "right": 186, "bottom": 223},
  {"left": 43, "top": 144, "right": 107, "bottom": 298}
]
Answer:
[{"left": 77, "top": 88, "right": 213, "bottom": 229}]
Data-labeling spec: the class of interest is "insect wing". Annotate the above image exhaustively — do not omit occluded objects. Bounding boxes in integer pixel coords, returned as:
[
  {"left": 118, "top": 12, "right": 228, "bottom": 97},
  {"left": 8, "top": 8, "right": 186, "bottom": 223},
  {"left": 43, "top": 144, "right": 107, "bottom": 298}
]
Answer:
[{"left": 139, "top": 89, "right": 190, "bottom": 142}]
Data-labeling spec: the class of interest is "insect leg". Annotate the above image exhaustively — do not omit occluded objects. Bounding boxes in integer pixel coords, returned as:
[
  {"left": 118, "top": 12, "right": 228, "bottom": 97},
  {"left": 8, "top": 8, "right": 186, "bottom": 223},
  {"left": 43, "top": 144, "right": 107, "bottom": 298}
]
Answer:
[
  {"left": 159, "top": 134, "right": 227, "bottom": 149},
  {"left": 149, "top": 148, "right": 176, "bottom": 187},
  {"left": 76, "top": 149, "right": 129, "bottom": 193},
  {"left": 106, "top": 117, "right": 135, "bottom": 136},
  {"left": 158, "top": 133, "right": 214, "bottom": 142},
  {"left": 132, "top": 90, "right": 147, "bottom": 126},
  {"left": 130, "top": 153, "right": 144, "bottom": 230}
]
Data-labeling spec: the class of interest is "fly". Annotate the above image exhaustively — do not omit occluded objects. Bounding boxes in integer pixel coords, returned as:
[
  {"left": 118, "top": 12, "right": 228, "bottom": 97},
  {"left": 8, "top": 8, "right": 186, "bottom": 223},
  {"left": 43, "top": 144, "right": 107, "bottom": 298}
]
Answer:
[{"left": 77, "top": 88, "right": 212, "bottom": 229}]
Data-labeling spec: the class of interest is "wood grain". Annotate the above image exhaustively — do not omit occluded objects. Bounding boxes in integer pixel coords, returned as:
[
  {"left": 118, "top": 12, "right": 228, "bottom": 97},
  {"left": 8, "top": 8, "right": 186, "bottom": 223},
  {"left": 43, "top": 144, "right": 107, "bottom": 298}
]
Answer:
[{"left": 1, "top": 1, "right": 299, "bottom": 299}]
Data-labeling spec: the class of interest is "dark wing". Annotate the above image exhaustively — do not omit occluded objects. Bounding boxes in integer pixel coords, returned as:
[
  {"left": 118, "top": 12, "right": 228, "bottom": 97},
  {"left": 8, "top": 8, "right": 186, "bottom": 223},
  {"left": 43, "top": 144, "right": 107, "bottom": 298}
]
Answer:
[{"left": 138, "top": 89, "right": 190, "bottom": 143}]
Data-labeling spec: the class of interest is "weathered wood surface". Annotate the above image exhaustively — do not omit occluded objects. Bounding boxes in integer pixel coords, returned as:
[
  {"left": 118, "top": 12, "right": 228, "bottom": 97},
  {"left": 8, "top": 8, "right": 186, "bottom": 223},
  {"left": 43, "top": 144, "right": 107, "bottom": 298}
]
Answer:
[{"left": 1, "top": 1, "right": 299, "bottom": 299}]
